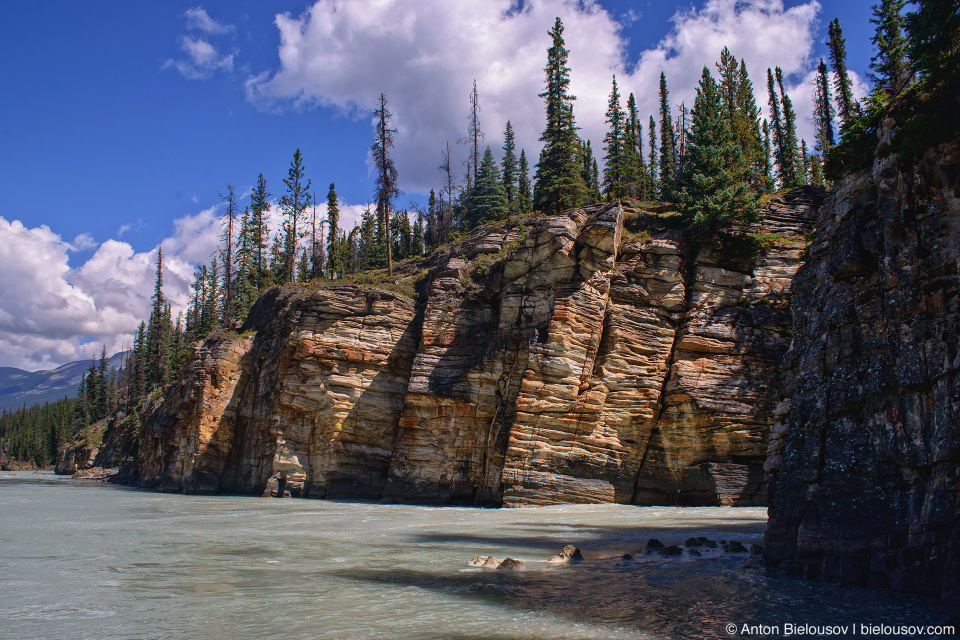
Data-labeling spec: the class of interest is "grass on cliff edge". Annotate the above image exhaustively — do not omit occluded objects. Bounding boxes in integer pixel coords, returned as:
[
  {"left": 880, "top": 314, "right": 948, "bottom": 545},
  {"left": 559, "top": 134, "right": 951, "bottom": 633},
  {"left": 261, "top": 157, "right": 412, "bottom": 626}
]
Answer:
[{"left": 302, "top": 256, "right": 432, "bottom": 300}]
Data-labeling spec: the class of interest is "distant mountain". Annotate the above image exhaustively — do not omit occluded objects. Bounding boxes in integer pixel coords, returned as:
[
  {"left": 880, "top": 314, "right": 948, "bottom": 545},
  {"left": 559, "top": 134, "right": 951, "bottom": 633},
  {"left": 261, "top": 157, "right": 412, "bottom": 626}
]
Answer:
[{"left": 0, "top": 352, "right": 127, "bottom": 412}]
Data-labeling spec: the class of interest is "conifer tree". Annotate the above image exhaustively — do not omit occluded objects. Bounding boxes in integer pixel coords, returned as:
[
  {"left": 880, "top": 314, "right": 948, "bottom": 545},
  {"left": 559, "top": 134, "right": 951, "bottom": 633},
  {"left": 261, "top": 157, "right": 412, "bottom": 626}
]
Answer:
[
  {"left": 518, "top": 150, "right": 532, "bottom": 214},
  {"left": 145, "top": 249, "right": 168, "bottom": 387},
  {"left": 533, "top": 17, "right": 588, "bottom": 214},
  {"left": 680, "top": 66, "right": 759, "bottom": 235},
  {"left": 733, "top": 58, "right": 765, "bottom": 189},
  {"left": 218, "top": 185, "right": 238, "bottom": 327},
  {"left": 268, "top": 233, "right": 285, "bottom": 284},
  {"left": 326, "top": 183, "right": 340, "bottom": 278},
  {"left": 96, "top": 346, "right": 109, "bottom": 420},
  {"left": 465, "top": 146, "right": 509, "bottom": 227},
  {"left": 501, "top": 121, "right": 518, "bottom": 213},
  {"left": 813, "top": 59, "right": 836, "bottom": 155},
  {"left": 828, "top": 18, "right": 859, "bottom": 125},
  {"left": 235, "top": 207, "right": 257, "bottom": 317},
  {"left": 648, "top": 116, "right": 658, "bottom": 196},
  {"left": 280, "top": 150, "right": 312, "bottom": 283},
  {"left": 602, "top": 75, "right": 628, "bottom": 200},
  {"left": 372, "top": 94, "right": 400, "bottom": 276},
  {"left": 800, "top": 139, "right": 811, "bottom": 184},
  {"left": 658, "top": 72, "right": 676, "bottom": 199},
  {"left": 810, "top": 153, "right": 825, "bottom": 187},
  {"left": 463, "top": 80, "right": 483, "bottom": 181},
  {"left": 767, "top": 68, "right": 788, "bottom": 188},
  {"left": 438, "top": 142, "right": 456, "bottom": 243},
  {"left": 411, "top": 214, "right": 424, "bottom": 256},
  {"left": 776, "top": 67, "right": 802, "bottom": 188},
  {"left": 624, "top": 92, "right": 644, "bottom": 198},
  {"left": 581, "top": 139, "right": 601, "bottom": 202},
  {"left": 905, "top": 0, "right": 960, "bottom": 81},
  {"left": 249, "top": 174, "right": 271, "bottom": 289},
  {"left": 869, "top": 0, "right": 909, "bottom": 93},
  {"left": 761, "top": 119, "right": 775, "bottom": 192}
]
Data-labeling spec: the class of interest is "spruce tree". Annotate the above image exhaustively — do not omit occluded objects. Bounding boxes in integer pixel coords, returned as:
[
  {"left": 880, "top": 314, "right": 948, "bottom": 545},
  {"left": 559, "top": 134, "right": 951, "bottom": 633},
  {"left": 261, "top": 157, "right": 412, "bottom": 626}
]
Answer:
[
  {"left": 602, "top": 75, "right": 627, "bottom": 200},
  {"left": 145, "top": 249, "right": 167, "bottom": 387},
  {"left": 533, "top": 17, "right": 588, "bottom": 214},
  {"left": 767, "top": 68, "right": 789, "bottom": 189},
  {"left": 869, "top": 0, "right": 909, "bottom": 93},
  {"left": 658, "top": 72, "right": 675, "bottom": 199},
  {"left": 648, "top": 116, "right": 658, "bottom": 197},
  {"left": 624, "top": 92, "right": 644, "bottom": 199},
  {"left": 465, "top": 146, "right": 509, "bottom": 227},
  {"left": 218, "top": 184, "right": 238, "bottom": 327},
  {"left": 280, "top": 150, "right": 312, "bottom": 283},
  {"left": 463, "top": 80, "right": 483, "bottom": 181},
  {"left": 249, "top": 174, "right": 271, "bottom": 290},
  {"left": 681, "top": 67, "right": 760, "bottom": 235},
  {"left": 776, "top": 67, "right": 802, "bottom": 188},
  {"left": 518, "top": 150, "right": 532, "bottom": 214},
  {"left": 501, "top": 121, "right": 518, "bottom": 213},
  {"left": 761, "top": 119, "right": 775, "bottom": 193},
  {"left": 411, "top": 214, "right": 424, "bottom": 256},
  {"left": 813, "top": 59, "right": 836, "bottom": 155},
  {"left": 326, "top": 183, "right": 340, "bottom": 278},
  {"left": 372, "top": 94, "right": 400, "bottom": 276},
  {"left": 828, "top": 18, "right": 859, "bottom": 125},
  {"left": 905, "top": 0, "right": 960, "bottom": 81}
]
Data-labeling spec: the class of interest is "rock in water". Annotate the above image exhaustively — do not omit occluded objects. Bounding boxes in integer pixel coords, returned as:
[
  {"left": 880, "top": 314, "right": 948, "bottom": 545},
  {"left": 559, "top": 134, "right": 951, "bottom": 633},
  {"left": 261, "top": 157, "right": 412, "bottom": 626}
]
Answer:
[
  {"left": 546, "top": 544, "right": 583, "bottom": 562},
  {"left": 468, "top": 556, "right": 499, "bottom": 568},
  {"left": 497, "top": 558, "right": 525, "bottom": 571}
]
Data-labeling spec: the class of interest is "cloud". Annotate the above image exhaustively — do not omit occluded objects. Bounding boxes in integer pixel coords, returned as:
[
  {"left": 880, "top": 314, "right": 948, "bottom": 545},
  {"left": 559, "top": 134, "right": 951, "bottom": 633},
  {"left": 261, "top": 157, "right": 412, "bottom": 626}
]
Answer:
[
  {"left": 248, "top": 0, "right": 836, "bottom": 192},
  {"left": 164, "top": 7, "right": 236, "bottom": 80},
  {"left": 184, "top": 6, "right": 234, "bottom": 35},
  {"left": 0, "top": 192, "right": 370, "bottom": 370}
]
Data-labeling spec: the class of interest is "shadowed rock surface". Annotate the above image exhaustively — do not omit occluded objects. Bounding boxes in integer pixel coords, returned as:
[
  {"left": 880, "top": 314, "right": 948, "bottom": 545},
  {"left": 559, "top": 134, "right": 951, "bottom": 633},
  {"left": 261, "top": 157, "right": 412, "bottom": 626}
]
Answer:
[{"left": 764, "top": 139, "right": 960, "bottom": 604}]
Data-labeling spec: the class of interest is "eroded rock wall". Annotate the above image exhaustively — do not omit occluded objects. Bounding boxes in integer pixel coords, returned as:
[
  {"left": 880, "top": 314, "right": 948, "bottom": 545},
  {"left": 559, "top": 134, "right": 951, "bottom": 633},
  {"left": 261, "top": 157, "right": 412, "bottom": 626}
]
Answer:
[
  {"left": 764, "top": 143, "right": 960, "bottom": 603},
  {"left": 137, "top": 192, "right": 820, "bottom": 507}
]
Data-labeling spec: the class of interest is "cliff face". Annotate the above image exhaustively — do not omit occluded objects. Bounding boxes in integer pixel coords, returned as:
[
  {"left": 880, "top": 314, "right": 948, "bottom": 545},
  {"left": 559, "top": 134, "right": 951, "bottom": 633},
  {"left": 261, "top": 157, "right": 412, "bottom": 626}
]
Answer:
[
  {"left": 136, "top": 193, "right": 819, "bottom": 507},
  {"left": 764, "top": 141, "right": 960, "bottom": 603}
]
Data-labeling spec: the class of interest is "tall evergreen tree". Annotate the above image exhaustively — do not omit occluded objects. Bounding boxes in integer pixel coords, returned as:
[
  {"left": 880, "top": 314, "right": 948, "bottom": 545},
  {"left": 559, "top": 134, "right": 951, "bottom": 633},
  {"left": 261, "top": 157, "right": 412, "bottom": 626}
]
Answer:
[
  {"left": 280, "top": 150, "right": 312, "bottom": 283},
  {"left": 144, "top": 249, "right": 168, "bottom": 387},
  {"left": 648, "top": 116, "right": 658, "bottom": 196},
  {"left": 517, "top": 149, "right": 532, "bottom": 214},
  {"left": 828, "top": 18, "right": 859, "bottom": 125},
  {"left": 869, "top": 0, "right": 909, "bottom": 93},
  {"left": 776, "top": 67, "right": 802, "bottom": 188},
  {"left": 463, "top": 80, "right": 483, "bottom": 182},
  {"left": 218, "top": 184, "right": 238, "bottom": 327},
  {"left": 680, "top": 67, "right": 760, "bottom": 235},
  {"left": 465, "top": 146, "right": 509, "bottom": 227},
  {"left": 658, "top": 72, "right": 675, "bottom": 199},
  {"left": 761, "top": 119, "right": 775, "bottom": 192},
  {"left": 813, "top": 59, "right": 836, "bottom": 155},
  {"left": 624, "top": 92, "right": 645, "bottom": 199},
  {"left": 501, "top": 121, "right": 518, "bottom": 213},
  {"left": 767, "top": 68, "right": 790, "bottom": 188},
  {"left": 326, "top": 183, "right": 340, "bottom": 278},
  {"left": 249, "top": 173, "right": 271, "bottom": 290},
  {"left": 905, "top": 0, "right": 960, "bottom": 81},
  {"left": 372, "top": 94, "right": 400, "bottom": 276},
  {"left": 411, "top": 214, "right": 424, "bottom": 256},
  {"left": 533, "top": 17, "right": 588, "bottom": 214},
  {"left": 602, "top": 75, "right": 628, "bottom": 200}
]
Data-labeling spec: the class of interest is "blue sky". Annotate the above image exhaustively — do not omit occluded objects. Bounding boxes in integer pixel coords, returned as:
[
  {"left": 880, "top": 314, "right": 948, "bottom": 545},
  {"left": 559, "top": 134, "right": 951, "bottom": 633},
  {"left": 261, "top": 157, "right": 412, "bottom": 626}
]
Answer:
[{"left": 0, "top": 0, "right": 876, "bottom": 370}]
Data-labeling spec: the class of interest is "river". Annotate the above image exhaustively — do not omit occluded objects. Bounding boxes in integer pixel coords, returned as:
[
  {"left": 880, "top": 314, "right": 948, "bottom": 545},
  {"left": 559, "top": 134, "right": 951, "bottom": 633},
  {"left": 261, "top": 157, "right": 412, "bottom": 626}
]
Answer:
[{"left": 0, "top": 471, "right": 955, "bottom": 639}]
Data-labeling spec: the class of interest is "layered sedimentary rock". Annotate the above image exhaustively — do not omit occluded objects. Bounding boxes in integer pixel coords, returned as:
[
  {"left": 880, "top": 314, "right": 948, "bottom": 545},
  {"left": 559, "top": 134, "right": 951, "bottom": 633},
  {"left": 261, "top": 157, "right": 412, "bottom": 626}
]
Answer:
[
  {"left": 138, "top": 287, "right": 418, "bottom": 498},
  {"left": 136, "top": 192, "right": 820, "bottom": 507},
  {"left": 764, "top": 141, "right": 960, "bottom": 603}
]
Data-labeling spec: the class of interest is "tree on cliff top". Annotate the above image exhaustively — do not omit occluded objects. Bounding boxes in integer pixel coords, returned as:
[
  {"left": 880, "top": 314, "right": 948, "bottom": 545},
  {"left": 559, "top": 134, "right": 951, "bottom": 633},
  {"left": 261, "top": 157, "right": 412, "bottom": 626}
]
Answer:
[
  {"left": 680, "top": 66, "right": 759, "bottom": 236},
  {"left": 280, "top": 150, "right": 312, "bottom": 283},
  {"left": 533, "top": 17, "right": 587, "bottom": 214},
  {"left": 372, "top": 93, "right": 400, "bottom": 276}
]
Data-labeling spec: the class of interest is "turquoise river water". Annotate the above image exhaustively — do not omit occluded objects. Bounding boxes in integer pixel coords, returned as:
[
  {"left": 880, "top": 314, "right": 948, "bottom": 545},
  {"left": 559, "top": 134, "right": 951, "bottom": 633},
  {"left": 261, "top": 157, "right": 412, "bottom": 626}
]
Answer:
[{"left": 0, "top": 471, "right": 956, "bottom": 639}]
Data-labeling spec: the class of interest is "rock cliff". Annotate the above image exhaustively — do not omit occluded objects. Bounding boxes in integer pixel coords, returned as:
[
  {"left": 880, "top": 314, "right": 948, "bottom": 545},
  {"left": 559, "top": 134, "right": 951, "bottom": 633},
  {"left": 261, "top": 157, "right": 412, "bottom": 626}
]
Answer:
[
  {"left": 764, "top": 141, "right": 960, "bottom": 603},
  {"left": 134, "top": 192, "right": 820, "bottom": 507}
]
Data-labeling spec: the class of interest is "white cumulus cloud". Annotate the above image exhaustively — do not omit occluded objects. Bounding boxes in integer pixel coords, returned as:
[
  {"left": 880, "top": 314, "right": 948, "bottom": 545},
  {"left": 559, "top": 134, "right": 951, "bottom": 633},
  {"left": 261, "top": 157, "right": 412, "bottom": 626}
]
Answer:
[
  {"left": 164, "top": 7, "right": 236, "bottom": 80},
  {"left": 246, "top": 0, "right": 847, "bottom": 191}
]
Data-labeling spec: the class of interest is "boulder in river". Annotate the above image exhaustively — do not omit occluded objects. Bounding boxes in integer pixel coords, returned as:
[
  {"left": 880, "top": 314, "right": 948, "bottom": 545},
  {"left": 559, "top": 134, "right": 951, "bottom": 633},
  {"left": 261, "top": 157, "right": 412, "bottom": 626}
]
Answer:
[
  {"left": 497, "top": 558, "right": 526, "bottom": 571},
  {"left": 547, "top": 545, "right": 583, "bottom": 562}
]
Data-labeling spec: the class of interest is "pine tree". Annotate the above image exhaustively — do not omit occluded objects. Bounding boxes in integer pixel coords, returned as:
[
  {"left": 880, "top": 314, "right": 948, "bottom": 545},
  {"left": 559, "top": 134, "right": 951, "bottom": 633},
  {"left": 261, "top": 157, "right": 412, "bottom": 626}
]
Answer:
[
  {"left": 465, "top": 146, "right": 509, "bottom": 227},
  {"left": 438, "top": 142, "right": 456, "bottom": 243},
  {"left": 517, "top": 149, "right": 532, "bottom": 214},
  {"left": 828, "top": 18, "right": 859, "bottom": 125},
  {"left": 533, "top": 17, "right": 588, "bottom": 214},
  {"left": 776, "top": 67, "right": 802, "bottom": 188},
  {"left": 249, "top": 173, "right": 271, "bottom": 290},
  {"left": 501, "top": 121, "right": 518, "bottom": 214},
  {"left": 326, "top": 183, "right": 340, "bottom": 278},
  {"left": 761, "top": 119, "right": 775, "bottom": 193},
  {"left": 869, "top": 0, "right": 909, "bottom": 93},
  {"left": 145, "top": 249, "right": 168, "bottom": 387},
  {"left": 267, "top": 233, "right": 285, "bottom": 284},
  {"left": 463, "top": 80, "right": 483, "bottom": 182},
  {"left": 658, "top": 72, "right": 675, "bottom": 199},
  {"left": 280, "top": 150, "right": 312, "bottom": 283},
  {"left": 648, "top": 116, "right": 658, "bottom": 197},
  {"left": 218, "top": 184, "right": 238, "bottom": 327},
  {"left": 732, "top": 58, "right": 765, "bottom": 190},
  {"left": 234, "top": 207, "right": 257, "bottom": 317},
  {"left": 905, "top": 0, "right": 960, "bottom": 82},
  {"left": 813, "top": 59, "right": 836, "bottom": 155},
  {"left": 96, "top": 346, "right": 109, "bottom": 420},
  {"left": 602, "top": 75, "right": 628, "bottom": 200},
  {"left": 372, "top": 94, "right": 400, "bottom": 276},
  {"left": 767, "top": 68, "right": 790, "bottom": 189},
  {"left": 800, "top": 139, "right": 811, "bottom": 184},
  {"left": 810, "top": 153, "right": 825, "bottom": 187},
  {"left": 296, "top": 247, "right": 310, "bottom": 283},
  {"left": 680, "top": 66, "right": 760, "bottom": 235},
  {"left": 624, "top": 92, "right": 644, "bottom": 199},
  {"left": 411, "top": 214, "right": 424, "bottom": 256}
]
